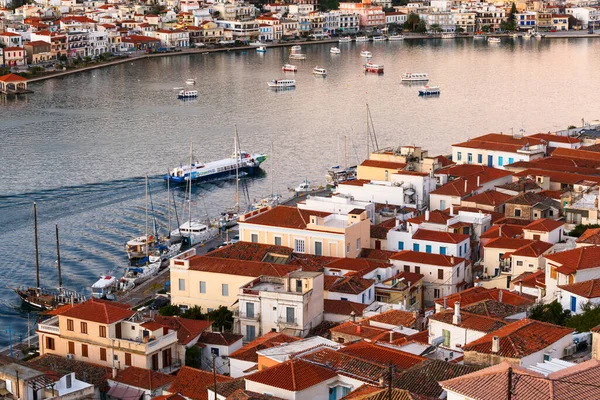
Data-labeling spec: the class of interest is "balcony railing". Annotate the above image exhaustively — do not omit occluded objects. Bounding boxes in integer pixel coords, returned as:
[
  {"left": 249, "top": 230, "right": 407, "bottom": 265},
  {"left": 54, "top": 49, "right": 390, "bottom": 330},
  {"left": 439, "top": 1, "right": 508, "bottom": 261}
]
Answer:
[
  {"left": 233, "top": 311, "right": 261, "bottom": 321},
  {"left": 277, "top": 317, "right": 298, "bottom": 327},
  {"left": 38, "top": 323, "right": 60, "bottom": 334}
]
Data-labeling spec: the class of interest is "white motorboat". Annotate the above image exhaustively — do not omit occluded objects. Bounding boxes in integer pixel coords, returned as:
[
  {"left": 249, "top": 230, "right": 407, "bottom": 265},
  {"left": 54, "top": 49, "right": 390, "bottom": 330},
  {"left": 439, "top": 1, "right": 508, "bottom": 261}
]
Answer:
[
  {"left": 441, "top": 33, "right": 456, "bottom": 39},
  {"left": 523, "top": 32, "right": 532, "bottom": 39},
  {"left": 293, "top": 181, "right": 311, "bottom": 193},
  {"left": 91, "top": 275, "right": 117, "bottom": 299},
  {"left": 330, "top": 46, "right": 341, "bottom": 54},
  {"left": 170, "top": 220, "right": 219, "bottom": 246},
  {"left": 356, "top": 36, "right": 368, "bottom": 42},
  {"left": 313, "top": 67, "right": 327, "bottom": 76},
  {"left": 389, "top": 35, "right": 405, "bottom": 41},
  {"left": 360, "top": 50, "right": 372, "bottom": 58},
  {"left": 401, "top": 72, "right": 429, "bottom": 82},
  {"left": 338, "top": 36, "right": 352, "bottom": 43},
  {"left": 533, "top": 32, "right": 545, "bottom": 39},
  {"left": 510, "top": 33, "right": 521, "bottom": 39},
  {"left": 282, "top": 64, "right": 297, "bottom": 72},
  {"left": 372, "top": 36, "right": 386, "bottom": 41},
  {"left": 186, "top": 78, "right": 196, "bottom": 85},
  {"left": 364, "top": 62, "right": 384, "bottom": 73},
  {"left": 249, "top": 41, "right": 265, "bottom": 46},
  {"left": 268, "top": 79, "right": 296, "bottom": 88},
  {"left": 289, "top": 53, "right": 306, "bottom": 60},
  {"left": 290, "top": 45, "right": 302, "bottom": 52},
  {"left": 122, "top": 262, "right": 161, "bottom": 286},
  {"left": 474, "top": 34, "right": 486, "bottom": 39},
  {"left": 256, "top": 46, "right": 266, "bottom": 53},
  {"left": 178, "top": 89, "right": 198, "bottom": 99},
  {"left": 126, "top": 235, "right": 157, "bottom": 261},
  {"left": 418, "top": 85, "right": 441, "bottom": 96},
  {"left": 488, "top": 37, "right": 501, "bottom": 43}
]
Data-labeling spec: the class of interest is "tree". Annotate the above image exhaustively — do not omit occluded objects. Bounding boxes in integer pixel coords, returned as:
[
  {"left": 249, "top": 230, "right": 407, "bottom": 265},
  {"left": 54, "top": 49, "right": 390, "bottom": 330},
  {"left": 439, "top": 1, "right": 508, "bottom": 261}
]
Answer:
[
  {"left": 568, "top": 224, "right": 600, "bottom": 237},
  {"left": 182, "top": 305, "right": 206, "bottom": 320},
  {"left": 404, "top": 13, "right": 421, "bottom": 32},
  {"left": 319, "top": 0, "right": 339, "bottom": 12},
  {"left": 481, "top": 24, "right": 491, "bottom": 33},
  {"left": 149, "top": 4, "right": 164, "bottom": 15},
  {"left": 185, "top": 345, "right": 203, "bottom": 369},
  {"left": 159, "top": 304, "right": 181, "bottom": 316},
  {"left": 212, "top": 10, "right": 221, "bottom": 20},
  {"left": 415, "top": 20, "right": 427, "bottom": 33},
  {"left": 528, "top": 300, "right": 571, "bottom": 326},
  {"left": 208, "top": 306, "right": 233, "bottom": 332},
  {"left": 568, "top": 15, "right": 581, "bottom": 29},
  {"left": 430, "top": 23, "right": 442, "bottom": 34},
  {"left": 567, "top": 303, "right": 600, "bottom": 332},
  {"left": 455, "top": 26, "right": 464, "bottom": 33}
]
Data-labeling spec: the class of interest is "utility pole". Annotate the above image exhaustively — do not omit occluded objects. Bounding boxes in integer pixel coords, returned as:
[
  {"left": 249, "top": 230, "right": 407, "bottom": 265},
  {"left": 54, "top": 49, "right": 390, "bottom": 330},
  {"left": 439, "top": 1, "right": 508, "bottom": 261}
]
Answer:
[
  {"left": 34, "top": 202, "right": 40, "bottom": 290},
  {"left": 56, "top": 224, "right": 62, "bottom": 289},
  {"left": 387, "top": 361, "right": 393, "bottom": 400},
  {"left": 212, "top": 352, "right": 217, "bottom": 399},
  {"left": 507, "top": 366, "right": 513, "bottom": 400}
]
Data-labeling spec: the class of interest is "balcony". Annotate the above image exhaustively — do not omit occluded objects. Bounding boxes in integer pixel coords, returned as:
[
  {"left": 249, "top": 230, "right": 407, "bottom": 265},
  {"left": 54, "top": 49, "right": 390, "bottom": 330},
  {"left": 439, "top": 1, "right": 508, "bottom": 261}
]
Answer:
[
  {"left": 233, "top": 310, "right": 261, "bottom": 321},
  {"left": 38, "top": 317, "right": 60, "bottom": 334},
  {"left": 277, "top": 317, "right": 298, "bottom": 327}
]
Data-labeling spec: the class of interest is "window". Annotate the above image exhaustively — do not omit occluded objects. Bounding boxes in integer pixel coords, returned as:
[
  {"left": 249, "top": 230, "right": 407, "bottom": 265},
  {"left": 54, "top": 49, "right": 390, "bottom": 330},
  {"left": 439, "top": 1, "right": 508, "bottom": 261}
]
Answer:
[
  {"left": 550, "top": 267, "right": 557, "bottom": 279},
  {"left": 413, "top": 243, "right": 420, "bottom": 252},
  {"left": 516, "top": 261, "right": 523, "bottom": 266},
  {"left": 222, "top": 284, "right": 229, "bottom": 296},
  {"left": 457, "top": 152, "right": 462, "bottom": 161},
  {"left": 66, "top": 374, "right": 72, "bottom": 389},
  {"left": 251, "top": 233, "right": 258, "bottom": 243},
  {"left": 434, "top": 289, "right": 440, "bottom": 298},
  {"left": 346, "top": 244, "right": 350, "bottom": 253},
  {"left": 81, "top": 344, "right": 88, "bottom": 358},
  {"left": 100, "top": 348, "right": 107, "bottom": 361},
  {"left": 467, "top": 153, "right": 472, "bottom": 164},
  {"left": 178, "top": 278, "right": 185, "bottom": 291},
  {"left": 404, "top": 265, "right": 410, "bottom": 272},
  {"left": 463, "top": 227, "right": 470, "bottom": 235},
  {"left": 464, "top": 243, "right": 468, "bottom": 255},
  {"left": 274, "top": 236, "right": 282, "bottom": 246},
  {"left": 477, "top": 154, "right": 483, "bottom": 164},
  {"left": 438, "top": 269, "right": 444, "bottom": 280},
  {"left": 125, "top": 353, "right": 132, "bottom": 366},
  {"left": 571, "top": 296, "right": 577, "bottom": 312},
  {"left": 356, "top": 238, "right": 360, "bottom": 250},
  {"left": 442, "top": 329, "right": 450, "bottom": 346},
  {"left": 426, "top": 245, "right": 432, "bottom": 253},
  {"left": 294, "top": 239, "right": 305, "bottom": 253},
  {"left": 459, "top": 246, "right": 463, "bottom": 257},
  {"left": 99, "top": 326, "right": 106, "bottom": 338},
  {"left": 398, "top": 241, "right": 404, "bottom": 250},
  {"left": 246, "top": 302, "right": 254, "bottom": 318},
  {"left": 440, "top": 200, "right": 446, "bottom": 210},
  {"left": 68, "top": 341, "right": 75, "bottom": 354},
  {"left": 498, "top": 156, "right": 503, "bottom": 166},
  {"left": 67, "top": 319, "right": 74, "bottom": 331},
  {"left": 80, "top": 322, "right": 88, "bottom": 334},
  {"left": 286, "top": 307, "right": 295, "bottom": 323},
  {"left": 199, "top": 281, "right": 206, "bottom": 293},
  {"left": 362, "top": 293, "right": 366, "bottom": 303},
  {"left": 515, "top": 209, "right": 521, "bottom": 217},
  {"left": 440, "top": 247, "right": 447, "bottom": 255},
  {"left": 315, "top": 241, "right": 323, "bottom": 256},
  {"left": 415, "top": 266, "right": 420, "bottom": 274},
  {"left": 508, "top": 158, "right": 514, "bottom": 165},
  {"left": 211, "top": 347, "right": 220, "bottom": 356}
]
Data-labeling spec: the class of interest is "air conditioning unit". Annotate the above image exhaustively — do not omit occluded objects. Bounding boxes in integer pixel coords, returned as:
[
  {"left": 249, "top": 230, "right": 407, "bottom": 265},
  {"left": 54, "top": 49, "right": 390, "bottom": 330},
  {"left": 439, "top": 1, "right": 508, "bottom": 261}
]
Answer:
[
  {"left": 563, "top": 344, "right": 576, "bottom": 357},
  {"left": 66, "top": 353, "right": 75, "bottom": 359}
]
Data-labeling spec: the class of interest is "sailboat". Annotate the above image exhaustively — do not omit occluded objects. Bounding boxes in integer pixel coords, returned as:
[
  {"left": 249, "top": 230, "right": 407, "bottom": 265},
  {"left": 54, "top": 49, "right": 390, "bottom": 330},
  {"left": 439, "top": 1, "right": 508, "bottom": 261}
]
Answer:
[
  {"left": 252, "top": 141, "right": 281, "bottom": 210},
  {"left": 170, "top": 142, "right": 219, "bottom": 247},
  {"left": 327, "top": 135, "right": 357, "bottom": 185},
  {"left": 217, "top": 128, "right": 243, "bottom": 229},
  {"left": 14, "top": 204, "right": 86, "bottom": 310}
]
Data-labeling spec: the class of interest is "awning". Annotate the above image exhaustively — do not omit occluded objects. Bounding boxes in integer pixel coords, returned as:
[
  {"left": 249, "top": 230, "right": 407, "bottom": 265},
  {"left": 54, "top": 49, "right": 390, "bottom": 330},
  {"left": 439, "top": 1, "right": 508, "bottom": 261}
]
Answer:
[{"left": 107, "top": 385, "right": 144, "bottom": 400}]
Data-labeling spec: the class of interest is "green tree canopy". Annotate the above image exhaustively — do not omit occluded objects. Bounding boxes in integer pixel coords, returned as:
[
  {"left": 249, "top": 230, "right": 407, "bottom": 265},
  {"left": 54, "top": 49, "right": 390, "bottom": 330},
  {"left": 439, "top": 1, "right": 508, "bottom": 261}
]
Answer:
[
  {"left": 404, "top": 13, "right": 421, "bottom": 32},
  {"left": 528, "top": 300, "right": 571, "bottom": 326},
  {"left": 567, "top": 303, "right": 600, "bottom": 332}
]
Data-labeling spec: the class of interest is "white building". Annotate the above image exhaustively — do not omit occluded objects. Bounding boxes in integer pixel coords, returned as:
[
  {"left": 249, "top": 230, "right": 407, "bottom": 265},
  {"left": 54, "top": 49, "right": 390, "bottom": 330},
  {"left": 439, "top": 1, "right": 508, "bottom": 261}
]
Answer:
[
  {"left": 522, "top": 218, "right": 565, "bottom": 244},
  {"left": 544, "top": 246, "right": 600, "bottom": 302},
  {"left": 567, "top": 7, "right": 600, "bottom": 29},
  {"left": 387, "top": 225, "right": 471, "bottom": 259},
  {"left": 558, "top": 279, "right": 600, "bottom": 315},
  {"left": 196, "top": 332, "right": 243, "bottom": 375},
  {"left": 297, "top": 194, "right": 376, "bottom": 223},
  {"left": 88, "top": 30, "right": 108, "bottom": 56},
  {"left": 234, "top": 271, "right": 324, "bottom": 341}
]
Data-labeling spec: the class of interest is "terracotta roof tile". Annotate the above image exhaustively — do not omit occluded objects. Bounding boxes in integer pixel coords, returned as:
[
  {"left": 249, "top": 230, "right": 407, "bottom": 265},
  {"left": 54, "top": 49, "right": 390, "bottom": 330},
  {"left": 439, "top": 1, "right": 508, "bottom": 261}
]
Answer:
[
  {"left": 112, "top": 366, "right": 175, "bottom": 390},
  {"left": 326, "top": 258, "right": 389, "bottom": 274},
  {"left": 360, "top": 159, "right": 407, "bottom": 170},
  {"left": 371, "top": 218, "right": 398, "bottom": 239},
  {"left": 225, "top": 389, "right": 286, "bottom": 400},
  {"left": 434, "top": 287, "right": 535, "bottom": 308},
  {"left": 552, "top": 147, "right": 600, "bottom": 162},
  {"left": 545, "top": 246, "right": 600, "bottom": 274},
  {"left": 241, "top": 205, "right": 330, "bottom": 229},
  {"left": 187, "top": 256, "right": 299, "bottom": 278},
  {"left": 198, "top": 332, "right": 243, "bottom": 346},
  {"left": 407, "top": 210, "right": 452, "bottom": 225},
  {"left": 528, "top": 133, "right": 581, "bottom": 144},
  {"left": 512, "top": 270, "right": 545, "bottom": 289},
  {"left": 558, "top": 278, "right": 600, "bottom": 299},
  {"left": 60, "top": 298, "right": 134, "bottom": 324},
  {"left": 463, "top": 190, "right": 512, "bottom": 206},
  {"left": 167, "top": 366, "right": 231, "bottom": 400},
  {"left": 364, "top": 309, "right": 417, "bottom": 328},
  {"left": 27, "top": 354, "right": 109, "bottom": 387},
  {"left": 340, "top": 384, "right": 382, "bottom": 399},
  {"left": 324, "top": 299, "right": 368, "bottom": 316},
  {"left": 205, "top": 241, "right": 293, "bottom": 262},
  {"left": 429, "top": 310, "right": 507, "bottom": 333},
  {"left": 245, "top": 359, "right": 337, "bottom": 391},
  {"left": 480, "top": 224, "right": 524, "bottom": 239},
  {"left": 153, "top": 316, "right": 211, "bottom": 345},
  {"left": 0, "top": 73, "right": 28, "bottom": 82},
  {"left": 576, "top": 228, "right": 600, "bottom": 245},
  {"left": 359, "top": 248, "right": 398, "bottom": 261},
  {"left": 483, "top": 237, "right": 535, "bottom": 250},
  {"left": 229, "top": 332, "right": 300, "bottom": 363},
  {"left": 338, "top": 341, "right": 425, "bottom": 371},
  {"left": 463, "top": 319, "right": 573, "bottom": 358},
  {"left": 390, "top": 250, "right": 464, "bottom": 267},
  {"left": 515, "top": 168, "right": 600, "bottom": 185},
  {"left": 460, "top": 299, "right": 522, "bottom": 319},
  {"left": 330, "top": 321, "right": 391, "bottom": 341},
  {"left": 326, "top": 275, "right": 374, "bottom": 295},
  {"left": 510, "top": 240, "right": 553, "bottom": 257}
]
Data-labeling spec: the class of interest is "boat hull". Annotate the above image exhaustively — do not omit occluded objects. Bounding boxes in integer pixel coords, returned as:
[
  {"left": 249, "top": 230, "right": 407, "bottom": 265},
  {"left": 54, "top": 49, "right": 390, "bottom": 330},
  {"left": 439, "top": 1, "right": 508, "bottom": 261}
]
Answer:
[{"left": 164, "top": 164, "right": 261, "bottom": 184}]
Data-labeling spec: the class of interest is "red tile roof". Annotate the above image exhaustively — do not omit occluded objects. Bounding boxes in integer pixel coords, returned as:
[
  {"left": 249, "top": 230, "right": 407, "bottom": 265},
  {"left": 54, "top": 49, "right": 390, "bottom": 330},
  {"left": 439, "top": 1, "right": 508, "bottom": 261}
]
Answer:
[
  {"left": 436, "top": 164, "right": 513, "bottom": 182},
  {"left": 360, "top": 159, "right": 407, "bottom": 170},
  {"left": 509, "top": 240, "right": 553, "bottom": 257},
  {"left": 364, "top": 309, "right": 417, "bottom": 328},
  {"left": 198, "top": 332, "right": 243, "bottom": 346},
  {"left": 0, "top": 73, "right": 28, "bottom": 82},
  {"left": 434, "top": 287, "right": 535, "bottom": 308},
  {"left": 412, "top": 229, "right": 469, "bottom": 244},
  {"left": 326, "top": 275, "right": 374, "bottom": 295},
  {"left": 407, "top": 210, "right": 452, "bottom": 225},
  {"left": 60, "top": 298, "right": 134, "bottom": 324},
  {"left": 241, "top": 205, "right": 331, "bottom": 229},
  {"left": 429, "top": 311, "right": 508, "bottom": 333},
  {"left": 359, "top": 248, "right": 398, "bottom": 261},
  {"left": 430, "top": 178, "right": 479, "bottom": 197},
  {"left": 245, "top": 359, "right": 337, "bottom": 391},
  {"left": 337, "top": 341, "right": 425, "bottom": 371},
  {"left": 153, "top": 316, "right": 211, "bottom": 345},
  {"left": 187, "top": 256, "right": 299, "bottom": 278},
  {"left": 480, "top": 224, "right": 524, "bottom": 239},
  {"left": 463, "top": 319, "right": 573, "bottom": 358},
  {"left": 326, "top": 258, "right": 389, "bottom": 274},
  {"left": 453, "top": 134, "right": 545, "bottom": 153},
  {"left": 544, "top": 246, "right": 600, "bottom": 274},
  {"left": 483, "top": 237, "right": 535, "bottom": 250},
  {"left": 111, "top": 366, "right": 175, "bottom": 390},
  {"left": 229, "top": 332, "right": 300, "bottom": 363},
  {"left": 463, "top": 190, "right": 512, "bottom": 207},
  {"left": 576, "top": 227, "right": 600, "bottom": 245},
  {"left": 153, "top": 394, "right": 187, "bottom": 400},
  {"left": 330, "top": 321, "right": 391, "bottom": 341},
  {"left": 371, "top": 218, "right": 398, "bottom": 239},
  {"left": 558, "top": 279, "right": 600, "bottom": 299},
  {"left": 297, "top": 347, "right": 389, "bottom": 383},
  {"left": 390, "top": 250, "right": 464, "bottom": 267},
  {"left": 324, "top": 299, "right": 368, "bottom": 316},
  {"left": 552, "top": 147, "right": 600, "bottom": 162},
  {"left": 205, "top": 241, "right": 293, "bottom": 262},
  {"left": 515, "top": 168, "right": 600, "bottom": 185},
  {"left": 528, "top": 133, "right": 581, "bottom": 144},
  {"left": 512, "top": 270, "right": 545, "bottom": 289},
  {"left": 167, "top": 367, "right": 231, "bottom": 400}
]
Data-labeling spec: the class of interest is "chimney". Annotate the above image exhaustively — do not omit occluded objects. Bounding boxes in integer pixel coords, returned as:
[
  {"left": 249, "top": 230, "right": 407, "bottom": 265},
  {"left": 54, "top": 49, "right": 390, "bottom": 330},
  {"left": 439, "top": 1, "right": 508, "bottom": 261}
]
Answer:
[
  {"left": 464, "top": 180, "right": 468, "bottom": 193},
  {"left": 356, "top": 323, "right": 362, "bottom": 334},
  {"left": 498, "top": 290, "right": 503, "bottom": 303},
  {"left": 492, "top": 336, "right": 500, "bottom": 353},
  {"left": 350, "top": 311, "right": 356, "bottom": 322},
  {"left": 443, "top": 297, "right": 448, "bottom": 309},
  {"left": 389, "top": 331, "right": 394, "bottom": 343},
  {"left": 537, "top": 289, "right": 542, "bottom": 303},
  {"left": 425, "top": 210, "right": 430, "bottom": 221},
  {"left": 477, "top": 176, "right": 480, "bottom": 187},
  {"left": 519, "top": 283, "right": 523, "bottom": 295},
  {"left": 112, "top": 367, "right": 118, "bottom": 379},
  {"left": 450, "top": 204, "right": 454, "bottom": 216},
  {"left": 395, "top": 219, "right": 399, "bottom": 227},
  {"left": 450, "top": 256, "right": 455, "bottom": 264},
  {"left": 499, "top": 225, "right": 502, "bottom": 237},
  {"left": 453, "top": 302, "right": 461, "bottom": 325}
]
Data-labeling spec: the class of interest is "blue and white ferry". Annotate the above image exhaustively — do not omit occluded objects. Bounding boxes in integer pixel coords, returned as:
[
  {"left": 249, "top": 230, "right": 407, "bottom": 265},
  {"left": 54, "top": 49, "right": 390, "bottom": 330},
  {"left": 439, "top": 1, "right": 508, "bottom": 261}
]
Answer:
[{"left": 164, "top": 151, "right": 267, "bottom": 184}]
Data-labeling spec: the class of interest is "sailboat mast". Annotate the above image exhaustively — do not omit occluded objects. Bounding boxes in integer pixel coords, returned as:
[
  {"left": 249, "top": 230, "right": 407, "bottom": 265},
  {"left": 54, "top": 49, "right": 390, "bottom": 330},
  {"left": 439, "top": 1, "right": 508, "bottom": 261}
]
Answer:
[
  {"left": 234, "top": 126, "right": 239, "bottom": 212},
  {"left": 56, "top": 224, "right": 62, "bottom": 289},
  {"left": 167, "top": 169, "right": 171, "bottom": 235},
  {"left": 34, "top": 202, "right": 40, "bottom": 289},
  {"left": 344, "top": 135, "right": 348, "bottom": 170},
  {"left": 270, "top": 141, "right": 274, "bottom": 199},
  {"left": 145, "top": 174, "right": 149, "bottom": 264},
  {"left": 188, "top": 142, "right": 193, "bottom": 241},
  {"left": 366, "top": 104, "right": 370, "bottom": 160}
]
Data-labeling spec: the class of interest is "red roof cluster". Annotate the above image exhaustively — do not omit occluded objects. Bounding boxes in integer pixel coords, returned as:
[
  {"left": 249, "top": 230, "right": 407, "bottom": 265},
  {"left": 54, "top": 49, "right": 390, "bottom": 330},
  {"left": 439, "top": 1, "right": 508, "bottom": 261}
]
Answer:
[
  {"left": 245, "top": 359, "right": 337, "bottom": 391},
  {"left": 558, "top": 278, "right": 600, "bottom": 299},
  {"left": 166, "top": 366, "right": 231, "bottom": 400},
  {"left": 390, "top": 250, "right": 464, "bottom": 267},
  {"left": 59, "top": 298, "right": 134, "bottom": 324}
]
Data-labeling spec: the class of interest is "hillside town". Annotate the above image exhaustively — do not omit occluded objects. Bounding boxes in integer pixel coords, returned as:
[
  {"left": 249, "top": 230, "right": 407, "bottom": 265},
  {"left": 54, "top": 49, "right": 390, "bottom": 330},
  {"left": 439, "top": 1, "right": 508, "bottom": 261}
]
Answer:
[
  {"left": 0, "top": 123, "right": 596, "bottom": 400},
  {"left": 0, "top": 0, "right": 598, "bottom": 70}
]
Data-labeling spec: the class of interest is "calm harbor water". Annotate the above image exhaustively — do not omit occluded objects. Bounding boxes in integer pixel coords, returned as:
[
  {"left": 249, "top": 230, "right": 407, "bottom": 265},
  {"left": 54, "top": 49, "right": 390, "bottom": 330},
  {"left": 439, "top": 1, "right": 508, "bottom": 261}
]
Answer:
[{"left": 1, "top": 38, "right": 600, "bottom": 346}]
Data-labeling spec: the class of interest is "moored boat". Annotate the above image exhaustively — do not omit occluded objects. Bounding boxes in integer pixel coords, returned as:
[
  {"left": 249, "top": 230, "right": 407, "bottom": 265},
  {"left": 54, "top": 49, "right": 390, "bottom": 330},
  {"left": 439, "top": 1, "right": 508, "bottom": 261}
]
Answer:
[
  {"left": 488, "top": 37, "right": 501, "bottom": 43},
  {"left": 372, "top": 36, "right": 386, "bottom": 41},
  {"left": 170, "top": 220, "right": 219, "bottom": 247},
  {"left": 418, "top": 85, "right": 441, "bottom": 96},
  {"left": 186, "top": 78, "right": 196, "bottom": 85},
  {"left": 313, "top": 66, "right": 327, "bottom": 76},
  {"left": 256, "top": 46, "right": 266, "bottom": 53},
  {"left": 474, "top": 34, "right": 485, "bottom": 39},
  {"left": 338, "top": 36, "right": 352, "bottom": 43},
  {"left": 355, "top": 36, "right": 368, "bottom": 42},
  {"left": 282, "top": 64, "right": 297, "bottom": 72},
  {"left": 290, "top": 45, "right": 302, "bottom": 52},
  {"left": 510, "top": 33, "right": 521, "bottom": 38},
  {"left": 268, "top": 79, "right": 296, "bottom": 88},
  {"left": 178, "top": 89, "right": 197, "bottom": 99},
  {"left": 360, "top": 50, "right": 372, "bottom": 58},
  {"left": 401, "top": 72, "right": 429, "bottom": 82},
  {"left": 330, "top": 46, "right": 341, "bottom": 54},
  {"left": 441, "top": 33, "right": 456, "bottom": 39},
  {"left": 364, "top": 61, "right": 384, "bottom": 73},
  {"left": 389, "top": 34, "right": 405, "bottom": 41},
  {"left": 289, "top": 53, "right": 306, "bottom": 60}
]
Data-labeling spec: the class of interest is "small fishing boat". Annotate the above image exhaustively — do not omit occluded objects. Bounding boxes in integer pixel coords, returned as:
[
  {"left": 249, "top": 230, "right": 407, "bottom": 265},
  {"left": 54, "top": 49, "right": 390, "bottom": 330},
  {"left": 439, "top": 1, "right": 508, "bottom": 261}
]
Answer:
[
  {"left": 122, "top": 261, "right": 161, "bottom": 286},
  {"left": 170, "top": 220, "right": 219, "bottom": 247},
  {"left": 330, "top": 46, "right": 341, "bottom": 54},
  {"left": 256, "top": 46, "right": 266, "bottom": 53},
  {"left": 126, "top": 235, "right": 158, "bottom": 261},
  {"left": 289, "top": 53, "right": 306, "bottom": 60},
  {"left": 510, "top": 33, "right": 521, "bottom": 38},
  {"left": 178, "top": 89, "right": 198, "bottom": 99},
  {"left": 523, "top": 32, "right": 532, "bottom": 39},
  {"left": 401, "top": 72, "right": 429, "bottom": 82},
  {"left": 173, "top": 87, "right": 184, "bottom": 90},
  {"left": 488, "top": 37, "right": 501, "bottom": 43},
  {"left": 290, "top": 45, "right": 302, "bottom": 52},
  {"left": 364, "top": 62, "right": 384, "bottom": 73},
  {"left": 186, "top": 78, "right": 196, "bottom": 85},
  {"left": 249, "top": 41, "right": 265, "bottom": 46},
  {"left": 268, "top": 79, "right": 296, "bottom": 88},
  {"left": 91, "top": 275, "right": 117, "bottom": 299},
  {"left": 338, "top": 36, "right": 352, "bottom": 43},
  {"left": 473, "top": 34, "right": 485, "bottom": 39},
  {"left": 313, "top": 66, "right": 327, "bottom": 76},
  {"left": 389, "top": 34, "right": 404, "bottom": 41},
  {"left": 441, "top": 33, "right": 456, "bottom": 39},
  {"left": 282, "top": 64, "right": 297, "bottom": 72},
  {"left": 356, "top": 36, "right": 368, "bottom": 42},
  {"left": 418, "top": 85, "right": 441, "bottom": 96},
  {"left": 360, "top": 50, "right": 372, "bottom": 58},
  {"left": 372, "top": 36, "right": 386, "bottom": 41},
  {"left": 533, "top": 32, "right": 545, "bottom": 39},
  {"left": 293, "top": 181, "right": 311, "bottom": 193}
]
